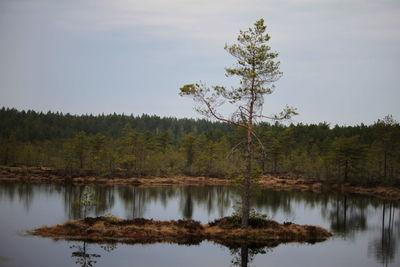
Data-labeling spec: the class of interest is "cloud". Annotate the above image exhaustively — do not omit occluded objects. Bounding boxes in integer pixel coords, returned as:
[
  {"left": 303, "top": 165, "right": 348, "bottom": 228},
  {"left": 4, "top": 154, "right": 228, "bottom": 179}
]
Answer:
[
  {"left": 1, "top": 0, "right": 399, "bottom": 124},
  {"left": 3, "top": 0, "right": 399, "bottom": 46}
]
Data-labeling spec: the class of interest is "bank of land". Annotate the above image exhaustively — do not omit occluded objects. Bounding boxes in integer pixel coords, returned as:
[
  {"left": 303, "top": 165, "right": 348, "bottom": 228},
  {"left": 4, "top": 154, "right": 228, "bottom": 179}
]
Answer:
[{"left": 2, "top": 166, "right": 399, "bottom": 200}]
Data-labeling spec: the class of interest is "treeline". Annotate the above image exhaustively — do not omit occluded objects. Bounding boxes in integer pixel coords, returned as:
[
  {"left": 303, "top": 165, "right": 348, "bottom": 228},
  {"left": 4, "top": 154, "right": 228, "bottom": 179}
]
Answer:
[
  {"left": 0, "top": 107, "right": 233, "bottom": 142},
  {"left": 0, "top": 107, "right": 399, "bottom": 186}
]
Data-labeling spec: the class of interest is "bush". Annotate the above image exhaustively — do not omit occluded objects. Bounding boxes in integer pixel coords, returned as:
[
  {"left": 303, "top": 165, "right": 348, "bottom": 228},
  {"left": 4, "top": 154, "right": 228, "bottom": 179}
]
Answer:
[{"left": 208, "top": 203, "right": 271, "bottom": 229}]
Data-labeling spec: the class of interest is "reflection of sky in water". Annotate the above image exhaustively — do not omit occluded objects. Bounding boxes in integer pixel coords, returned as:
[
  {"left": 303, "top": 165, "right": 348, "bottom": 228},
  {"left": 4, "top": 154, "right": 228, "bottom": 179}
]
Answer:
[{"left": 0, "top": 182, "right": 399, "bottom": 267}]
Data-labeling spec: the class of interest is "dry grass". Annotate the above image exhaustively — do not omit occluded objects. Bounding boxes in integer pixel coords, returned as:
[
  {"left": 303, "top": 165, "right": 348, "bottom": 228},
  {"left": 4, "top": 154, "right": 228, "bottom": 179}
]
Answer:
[
  {"left": 340, "top": 185, "right": 400, "bottom": 199},
  {"left": 0, "top": 166, "right": 231, "bottom": 186},
  {"left": 258, "top": 175, "right": 324, "bottom": 192},
  {"left": 258, "top": 175, "right": 400, "bottom": 200},
  {"left": 30, "top": 216, "right": 332, "bottom": 247}
]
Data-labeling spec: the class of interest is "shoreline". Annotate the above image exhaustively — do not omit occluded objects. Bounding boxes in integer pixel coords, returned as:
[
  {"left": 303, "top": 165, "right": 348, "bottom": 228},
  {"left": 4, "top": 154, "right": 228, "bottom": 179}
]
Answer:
[{"left": 1, "top": 166, "right": 399, "bottom": 200}]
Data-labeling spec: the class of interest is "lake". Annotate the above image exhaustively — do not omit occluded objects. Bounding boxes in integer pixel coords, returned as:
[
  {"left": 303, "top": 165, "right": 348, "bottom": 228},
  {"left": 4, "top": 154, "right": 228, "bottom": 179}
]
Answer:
[{"left": 0, "top": 182, "right": 399, "bottom": 267}]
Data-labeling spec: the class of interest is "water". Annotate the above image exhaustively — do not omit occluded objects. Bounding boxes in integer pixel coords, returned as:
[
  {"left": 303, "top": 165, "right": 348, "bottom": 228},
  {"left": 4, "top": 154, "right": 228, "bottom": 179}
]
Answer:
[{"left": 0, "top": 182, "right": 399, "bottom": 267}]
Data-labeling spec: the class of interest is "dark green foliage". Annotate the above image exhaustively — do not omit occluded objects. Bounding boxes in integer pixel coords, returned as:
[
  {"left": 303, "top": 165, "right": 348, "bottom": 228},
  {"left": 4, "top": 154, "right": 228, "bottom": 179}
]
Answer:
[
  {"left": 0, "top": 107, "right": 399, "bottom": 186},
  {"left": 0, "top": 107, "right": 233, "bottom": 142},
  {"left": 330, "top": 136, "right": 366, "bottom": 182}
]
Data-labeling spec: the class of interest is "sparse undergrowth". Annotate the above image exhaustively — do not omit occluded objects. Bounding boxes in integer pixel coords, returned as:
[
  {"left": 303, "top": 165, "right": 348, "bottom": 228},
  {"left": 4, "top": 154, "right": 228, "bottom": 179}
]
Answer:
[{"left": 30, "top": 216, "right": 332, "bottom": 248}]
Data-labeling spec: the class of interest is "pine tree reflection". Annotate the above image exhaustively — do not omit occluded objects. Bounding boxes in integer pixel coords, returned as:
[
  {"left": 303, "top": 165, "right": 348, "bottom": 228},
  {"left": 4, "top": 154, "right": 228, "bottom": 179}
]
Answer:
[
  {"left": 181, "top": 190, "right": 193, "bottom": 219},
  {"left": 368, "top": 202, "right": 398, "bottom": 266},
  {"left": 70, "top": 241, "right": 100, "bottom": 267},
  {"left": 70, "top": 241, "right": 117, "bottom": 267},
  {"left": 229, "top": 243, "right": 270, "bottom": 267},
  {"left": 251, "top": 189, "right": 296, "bottom": 219},
  {"left": 0, "top": 182, "right": 35, "bottom": 211},
  {"left": 216, "top": 186, "right": 232, "bottom": 218},
  {"left": 118, "top": 187, "right": 147, "bottom": 218},
  {"left": 326, "top": 195, "right": 367, "bottom": 238},
  {"left": 64, "top": 186, "right": 115, "bottom": 219}
]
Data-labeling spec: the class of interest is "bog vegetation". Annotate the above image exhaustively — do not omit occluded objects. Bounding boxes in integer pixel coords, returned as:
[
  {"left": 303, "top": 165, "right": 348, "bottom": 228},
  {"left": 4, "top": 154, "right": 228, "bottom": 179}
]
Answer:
[{"left": 0, "top": 107, "right": 399, "bottom": 186}]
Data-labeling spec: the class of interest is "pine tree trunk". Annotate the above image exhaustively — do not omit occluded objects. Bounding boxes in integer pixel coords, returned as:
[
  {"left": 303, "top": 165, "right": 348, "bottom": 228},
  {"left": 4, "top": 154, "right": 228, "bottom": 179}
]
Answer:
[
  {"left": 242, "top": 125, "right": 252, "bottom": 228},
  {"left": 241, "top": 67, "right": 257, "bottom": 228},
  {"left": 241, "top": 244, "right": 249, "bottom": 267}
]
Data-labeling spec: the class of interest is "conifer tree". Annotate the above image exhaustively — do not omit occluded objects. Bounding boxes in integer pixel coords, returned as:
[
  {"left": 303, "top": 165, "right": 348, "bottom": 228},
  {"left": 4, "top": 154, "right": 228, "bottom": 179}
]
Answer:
[{"left": 180, "top": 19, "right": 297, "bottom": 227}]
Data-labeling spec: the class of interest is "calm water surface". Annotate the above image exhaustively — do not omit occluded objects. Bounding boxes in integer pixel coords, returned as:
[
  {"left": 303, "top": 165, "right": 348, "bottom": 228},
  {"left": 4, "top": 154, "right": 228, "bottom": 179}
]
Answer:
[{"left": 0, "top": 182, "right": 399, "bottom": 267}]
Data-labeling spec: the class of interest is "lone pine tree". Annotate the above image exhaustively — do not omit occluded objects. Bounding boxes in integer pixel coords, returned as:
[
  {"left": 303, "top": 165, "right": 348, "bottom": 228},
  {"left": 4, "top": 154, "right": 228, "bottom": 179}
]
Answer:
[{"left": 179, "top": 19, "right": 297, "bottom": 228}]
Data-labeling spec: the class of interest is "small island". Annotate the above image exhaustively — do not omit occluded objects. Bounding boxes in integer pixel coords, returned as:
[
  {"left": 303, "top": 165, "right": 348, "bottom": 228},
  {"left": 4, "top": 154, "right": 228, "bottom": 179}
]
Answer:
[{"left": 30, "top": 216, "right": 332, "bottom": 247}]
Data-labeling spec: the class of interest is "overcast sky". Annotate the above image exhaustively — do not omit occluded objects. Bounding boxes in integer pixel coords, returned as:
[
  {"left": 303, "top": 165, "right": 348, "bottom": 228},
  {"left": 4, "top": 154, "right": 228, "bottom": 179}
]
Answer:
[{"left": 0, "top": 0, "right": 399, "bottom": 126}]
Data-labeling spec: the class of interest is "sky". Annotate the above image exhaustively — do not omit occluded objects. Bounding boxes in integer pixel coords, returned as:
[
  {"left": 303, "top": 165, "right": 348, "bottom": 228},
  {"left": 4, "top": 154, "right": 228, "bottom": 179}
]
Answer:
[{"left": 0, "top": 0, "right": 399, "bottom": 126}]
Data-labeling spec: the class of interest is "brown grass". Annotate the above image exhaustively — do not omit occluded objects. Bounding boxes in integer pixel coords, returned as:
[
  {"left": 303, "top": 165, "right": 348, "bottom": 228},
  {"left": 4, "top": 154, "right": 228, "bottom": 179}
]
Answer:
[
  {"left": 0, "top": 166, "right": 231, "bottom": 186},
  {"left": 29, "top": 216, "right": 332, "bottom": 247},
  {"left": 258, "top": 175, "right": 400, "bottom": 200}
]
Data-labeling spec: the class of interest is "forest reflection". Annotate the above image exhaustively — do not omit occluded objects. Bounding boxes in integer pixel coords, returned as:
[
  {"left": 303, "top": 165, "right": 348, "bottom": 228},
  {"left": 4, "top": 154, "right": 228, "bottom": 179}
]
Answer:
[
  {"left": 323, "top": 195, "right": 368, "bottom": 238},
  {"left": 0, "top": 182, "right": 399, "bottom": 265},
  {"left": 368, "top": 202, "right": 399, "bottom": 266}
]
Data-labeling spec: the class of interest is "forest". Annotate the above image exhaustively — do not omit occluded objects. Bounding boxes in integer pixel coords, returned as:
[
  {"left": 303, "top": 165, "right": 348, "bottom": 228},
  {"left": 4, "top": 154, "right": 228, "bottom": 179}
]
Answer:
[{"left": 0, "top": 107, "right": 399, "bottom": 186}]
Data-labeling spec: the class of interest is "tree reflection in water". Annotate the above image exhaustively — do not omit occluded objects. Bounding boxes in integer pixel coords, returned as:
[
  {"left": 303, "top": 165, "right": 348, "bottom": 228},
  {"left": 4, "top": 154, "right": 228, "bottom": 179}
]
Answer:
[
  {"left": 181, "top": 188, "right": 194, "bottom": 219},
  {"left": 70, "top": 241, "right": 100, "bottom": 267},
  {"left": 368, "top": 202, "right": 399, "bottom": 267},
  {"left": 64, "top": 185, "right": 115, "bottom": 219},
  {"left": 178, "top": 186, "right": 234, "bottom": 220},
  {"left": 229, "top": 243, "right": 271, "bottom": 267},
  {"left": 325, "top": 194, "right": 368, "bottom": 239},
  {"left": 118, "top": 187, "right": 147, "bottom": 218},
  {"left": 1, "top": 182, "right": 400, "bottom": 266},
  {"left": 116, "top": 186, "right": 234, "bottom": 220},
  {"left": 70, "top": 241, "right": 117, "bottom": 267}
]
